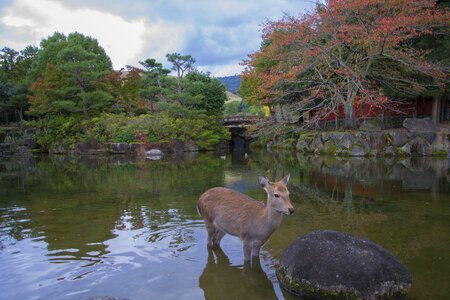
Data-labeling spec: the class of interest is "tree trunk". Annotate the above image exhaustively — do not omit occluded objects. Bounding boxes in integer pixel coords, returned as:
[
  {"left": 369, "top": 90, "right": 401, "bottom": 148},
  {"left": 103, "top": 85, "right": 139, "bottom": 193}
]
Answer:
[
  {"left": 150, "top": 98, "right": 155, "bottom": 112},
  {"left": 344, "top": 80, "right": 356, "bottom": 129},
  {"left": 431, "top": 96, "right": 441, "bottom": 123},
  {"left": 83, "top": 104, "right": 89, "bottom": 120},
  {"left": 16, "top": 109, "right": 24, "bottom": 123}
]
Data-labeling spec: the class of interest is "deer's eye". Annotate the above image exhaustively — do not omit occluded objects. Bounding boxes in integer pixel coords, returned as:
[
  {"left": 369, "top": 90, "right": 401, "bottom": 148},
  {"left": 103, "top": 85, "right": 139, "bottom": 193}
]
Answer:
[{"left": 274, "top": 194, "right": 280, "bottom": 198}]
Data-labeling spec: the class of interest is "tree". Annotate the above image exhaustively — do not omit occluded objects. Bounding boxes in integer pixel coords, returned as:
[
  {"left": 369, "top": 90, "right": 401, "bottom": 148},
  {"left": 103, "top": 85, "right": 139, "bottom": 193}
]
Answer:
[
  {"left": 183, "top": 71, "right": 227, "bottom": 114},
  {"left": 166, "top": 53, "right": 196, "bottom": 104},
  {"left": 0, "top": 46, "right": 38, "bottom": 123},
  {"left": 29, "top": 32, "right": 113, "bottom": 119},
  {"left": 242, "top": 0, "right": 449, "bottom": 128},
  {"left": 139, "top": 58, "right": 170, "bottom": 112},
  {"left": 103, "top": 66, "right": 145, "bottom": 115}
]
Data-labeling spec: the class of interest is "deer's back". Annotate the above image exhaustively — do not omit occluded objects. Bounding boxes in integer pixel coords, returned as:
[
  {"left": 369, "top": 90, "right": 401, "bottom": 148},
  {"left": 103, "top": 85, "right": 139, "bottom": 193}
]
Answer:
[{"left": 198, "top": 187, "right": 265, "bottom": 224}]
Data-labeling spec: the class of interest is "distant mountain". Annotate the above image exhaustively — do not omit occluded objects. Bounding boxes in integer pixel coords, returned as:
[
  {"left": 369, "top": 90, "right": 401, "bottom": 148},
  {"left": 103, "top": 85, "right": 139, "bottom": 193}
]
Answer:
[{"left": 216, "top": 75, "right": 241, "bottom": 94}]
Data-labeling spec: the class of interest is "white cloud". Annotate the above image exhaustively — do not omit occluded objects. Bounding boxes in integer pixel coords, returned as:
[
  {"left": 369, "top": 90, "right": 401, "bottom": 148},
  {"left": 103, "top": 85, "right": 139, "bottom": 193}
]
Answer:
[
  {"left": 199, "top": 62, "right": 243, "bottom": 77},
  {"left": 0, "top": 0, "right": 315, "bottom": 75},
  {"left": 0, "top": 0, "right": 188, "bottom": 69}
]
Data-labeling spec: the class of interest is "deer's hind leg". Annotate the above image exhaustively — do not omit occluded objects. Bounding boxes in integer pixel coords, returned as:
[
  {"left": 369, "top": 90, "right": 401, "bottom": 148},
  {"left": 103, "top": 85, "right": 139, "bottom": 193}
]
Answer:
[
  {"left": 212, "top": 230, "right": 225, "bottom": 246},
  {"left": 205, "top": 222, "right": 225, "bottom": 247}
]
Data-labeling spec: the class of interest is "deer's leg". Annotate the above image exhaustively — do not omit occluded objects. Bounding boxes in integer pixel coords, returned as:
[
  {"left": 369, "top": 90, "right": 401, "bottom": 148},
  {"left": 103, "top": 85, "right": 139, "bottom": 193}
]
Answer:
[
  {"left": 212, "top": 230, "right": 225, "bottom": 246},
  {"left": 243, "top": 242, "right": 252, "bottom": 261},
  {"left": 205, "top": 223, "right": 216, "bottom": 247},
  {"left": 251, "top": 241, "right": 262, "bottom": 257}
]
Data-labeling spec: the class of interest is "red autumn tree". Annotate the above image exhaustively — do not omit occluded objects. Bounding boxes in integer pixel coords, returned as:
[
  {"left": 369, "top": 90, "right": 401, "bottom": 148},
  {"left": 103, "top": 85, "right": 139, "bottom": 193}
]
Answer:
[
  {"left": 103, "top": 66, "right": 146, "bottom": 115},
  {"left": 241, "top": 0, "right": 449, "bottom": 128}
]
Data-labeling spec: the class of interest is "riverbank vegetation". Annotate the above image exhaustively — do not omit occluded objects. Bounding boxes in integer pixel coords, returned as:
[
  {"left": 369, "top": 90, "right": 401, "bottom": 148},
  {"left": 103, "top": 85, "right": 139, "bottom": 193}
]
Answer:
[{"left": 1, "top": 32, "right": 229, "bottom": 151}]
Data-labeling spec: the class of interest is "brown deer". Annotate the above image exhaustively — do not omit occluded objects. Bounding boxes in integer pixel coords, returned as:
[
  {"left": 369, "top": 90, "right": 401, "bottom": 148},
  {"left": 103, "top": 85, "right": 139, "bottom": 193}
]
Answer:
[{"left": 197, "top": 175, "right": 294, "bottom": 261}]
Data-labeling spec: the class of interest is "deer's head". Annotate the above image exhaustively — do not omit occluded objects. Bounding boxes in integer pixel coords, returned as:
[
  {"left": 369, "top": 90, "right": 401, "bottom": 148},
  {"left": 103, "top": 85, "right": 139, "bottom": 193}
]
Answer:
[{"left": 259, "top": 174, "right": 294, "bottom": 215}]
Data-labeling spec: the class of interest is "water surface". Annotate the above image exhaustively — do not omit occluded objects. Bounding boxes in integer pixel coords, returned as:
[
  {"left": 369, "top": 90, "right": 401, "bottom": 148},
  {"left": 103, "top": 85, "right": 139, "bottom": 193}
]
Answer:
[{"left": 0, "top": 151, "right": 449, "bottom": 299}]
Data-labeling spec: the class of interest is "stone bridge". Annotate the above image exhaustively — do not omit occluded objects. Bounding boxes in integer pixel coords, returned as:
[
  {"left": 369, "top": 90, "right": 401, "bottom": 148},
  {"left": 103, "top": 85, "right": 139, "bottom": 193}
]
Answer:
[{"left": 223, "top": 115, "right": 261, "bottom": 128}]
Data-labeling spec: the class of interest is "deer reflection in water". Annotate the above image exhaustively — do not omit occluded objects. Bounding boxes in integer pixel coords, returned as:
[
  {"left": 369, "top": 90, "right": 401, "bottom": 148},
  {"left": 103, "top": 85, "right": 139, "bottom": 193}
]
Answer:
[{"left": 199, "top": 246, "right": 278, "bottom": 300}]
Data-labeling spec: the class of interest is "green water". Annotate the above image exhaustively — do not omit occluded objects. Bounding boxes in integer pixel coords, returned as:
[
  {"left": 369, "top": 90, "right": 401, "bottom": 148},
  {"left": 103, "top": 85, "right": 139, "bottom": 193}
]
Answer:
[{"left": 0, "top": 151, "right": 449, "bottom": 300}]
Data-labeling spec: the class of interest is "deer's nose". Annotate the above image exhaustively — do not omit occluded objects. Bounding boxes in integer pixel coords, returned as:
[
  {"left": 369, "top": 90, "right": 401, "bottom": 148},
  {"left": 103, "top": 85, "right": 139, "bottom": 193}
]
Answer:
[{"left": 288, "top": 208, "right": 295, "bottom": 215}]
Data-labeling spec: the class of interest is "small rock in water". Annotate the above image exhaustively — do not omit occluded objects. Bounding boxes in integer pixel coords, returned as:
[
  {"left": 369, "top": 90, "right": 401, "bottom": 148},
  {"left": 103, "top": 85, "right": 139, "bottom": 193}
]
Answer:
[
  {"left": 276, "top": 230, "right": 412, "bottom": 300},
  {"left": 146, "top": 149, "right": 163, "bottom": 160}
]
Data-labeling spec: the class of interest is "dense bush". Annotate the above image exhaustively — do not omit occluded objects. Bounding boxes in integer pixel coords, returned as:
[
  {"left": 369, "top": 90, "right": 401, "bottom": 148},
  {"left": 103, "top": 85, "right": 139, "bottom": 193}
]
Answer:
[{"left": 30, "top": 110, "right": 230, "bottom": 151}]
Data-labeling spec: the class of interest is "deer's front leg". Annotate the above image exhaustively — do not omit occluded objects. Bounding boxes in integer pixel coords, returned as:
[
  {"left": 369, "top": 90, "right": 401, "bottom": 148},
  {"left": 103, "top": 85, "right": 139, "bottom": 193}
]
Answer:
[
  {"left": 243, "top": 242, "right": 252, "bottom": 261},
  {"left": 251, "top": 240, "right": 262, "bottom": 257}
]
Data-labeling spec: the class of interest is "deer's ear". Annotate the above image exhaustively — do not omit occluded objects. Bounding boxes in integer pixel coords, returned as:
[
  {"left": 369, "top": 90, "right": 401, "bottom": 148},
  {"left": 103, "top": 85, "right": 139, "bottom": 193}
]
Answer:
[
  {"left": 281, "top": 174, "right": 290, "bottom": 185},
  {"left": 259, "top": 176, "right": 270, "bottom": 187}
]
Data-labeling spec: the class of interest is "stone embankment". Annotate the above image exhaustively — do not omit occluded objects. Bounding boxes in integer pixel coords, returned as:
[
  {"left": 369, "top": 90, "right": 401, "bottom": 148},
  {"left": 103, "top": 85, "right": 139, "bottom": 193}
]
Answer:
[
  {"left": 295, "top": 118, "right": 449, "bottom": 157},
  {"left": 49, "top": 139, "right": 206, "bottom": 157}
]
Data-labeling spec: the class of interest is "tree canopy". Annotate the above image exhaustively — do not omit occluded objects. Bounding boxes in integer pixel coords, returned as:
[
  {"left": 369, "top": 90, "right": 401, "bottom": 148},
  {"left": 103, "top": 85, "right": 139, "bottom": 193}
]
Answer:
[
  {"left": 29, "top": 32, "right": 113, "bottom": 119},
  {"left": 241, "top": 0, "right": 449, "bottom": 127}
]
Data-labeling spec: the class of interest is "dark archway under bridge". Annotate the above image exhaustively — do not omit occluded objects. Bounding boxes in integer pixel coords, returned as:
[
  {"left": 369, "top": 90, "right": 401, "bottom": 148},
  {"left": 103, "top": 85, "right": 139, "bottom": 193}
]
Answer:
[{"left": 223, "top": 115, "right": 261, "bottom": 152}]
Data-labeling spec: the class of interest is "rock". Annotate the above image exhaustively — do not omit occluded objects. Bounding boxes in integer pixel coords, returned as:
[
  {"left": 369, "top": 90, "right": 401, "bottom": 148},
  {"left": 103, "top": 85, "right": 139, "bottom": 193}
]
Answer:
[
  {"left": 403, "top": 117, "right": 439, "bottom": 133},
  {"left": 75, "top": 139, "right": 108, "bottom": 155},
  {"left": 351, "top": 145, "right": 366, "bottom": 156},
  {"left": 296, "top": 134, "right": 315, "bottom": 153},
  {"left": 296, "top": 139, "right": 308, "bottom": 152},
  {"left": 50, "top": 144, "right": 70, "bottom": 154},
  {"left": 384, "top": 146, "right": 397, "bottom": 157},
  {"left": 130, "top": 143, "right": 146, "bottom": 159},
  {"left": 110, "top": 143, "right": 129, "bottom": 154},
  {"left": 388, "top": 131, "right": 408, "bottom": 147},
  {"left": 409, "top": 136, "right": 432, "bottom": 156},
  {"left": 368, "top": 132, "right": 388, "bottom": 152},
  {"left": 0, "top": 143, "right": 12, "bottom": 151},
  {"left": 311, "top": 134, "right": 324, "bottom": 153},
  {"left": 23, "top": 137, "right": 38, "bottom": 149},
  {"left": 16, "top": 146, "right": 31, "bottom": 157},
  {"left": 276, "top": 230, "right": 412, "bottom": 300},
  {"left": 146, "top": 149, "right": 163, "bottom": 160},
  {"left": 418, "top": 132, "right": 437, "bottom": 144},
  {"left": 183, "top": 140, "right": 199, "bottom": 152},
  {"left": 359, "top": 119, "right": 383, "bottom": 132},
  {"left": 431, "top": 133, "right": 450, "bottom": 156},
  {"left": 339, "top": 134, "right": 354, "bottom": 150}
]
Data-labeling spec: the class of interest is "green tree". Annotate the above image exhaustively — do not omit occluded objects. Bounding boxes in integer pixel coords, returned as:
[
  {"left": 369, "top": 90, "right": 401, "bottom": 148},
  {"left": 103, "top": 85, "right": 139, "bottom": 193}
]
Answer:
[
  {"left": 29, "top": 32, "right": 113, "bottom": 119},
  {"left": 166, "top": 53, "right": 195, "bottom": 104},
  {"left": 139, "top": 58, "right": 170, "bottom": 112},
  {"left": 0, "top": 46, "right": 38, "bottom": 123},
  {"left": 183, "top": 71, "right": 226, "bottom": 114}
]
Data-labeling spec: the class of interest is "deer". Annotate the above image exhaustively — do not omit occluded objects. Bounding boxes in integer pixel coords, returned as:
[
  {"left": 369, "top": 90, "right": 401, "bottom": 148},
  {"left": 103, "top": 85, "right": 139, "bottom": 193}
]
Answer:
[{"left": 197, "top": 174, "right": 294, "bottom": 261}]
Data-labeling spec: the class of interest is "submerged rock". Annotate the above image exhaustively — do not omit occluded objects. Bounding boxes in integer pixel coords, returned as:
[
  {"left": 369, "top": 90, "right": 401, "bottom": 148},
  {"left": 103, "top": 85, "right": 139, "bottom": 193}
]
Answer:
[{"left": 277, "top": 230, "right": 412, "bottom": 300}]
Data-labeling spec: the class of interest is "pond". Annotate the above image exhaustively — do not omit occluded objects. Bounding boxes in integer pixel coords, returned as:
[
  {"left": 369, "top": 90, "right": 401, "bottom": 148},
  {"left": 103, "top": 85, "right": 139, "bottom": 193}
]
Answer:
[{"left": 0, "top": 150, "right": 449, "bottom": 300}]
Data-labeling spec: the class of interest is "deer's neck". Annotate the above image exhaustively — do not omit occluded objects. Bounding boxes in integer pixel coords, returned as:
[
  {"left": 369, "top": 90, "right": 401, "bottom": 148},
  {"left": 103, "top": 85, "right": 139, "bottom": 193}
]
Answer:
[{"left": 263, "top": 198, "right": 283, "bottom": 231}]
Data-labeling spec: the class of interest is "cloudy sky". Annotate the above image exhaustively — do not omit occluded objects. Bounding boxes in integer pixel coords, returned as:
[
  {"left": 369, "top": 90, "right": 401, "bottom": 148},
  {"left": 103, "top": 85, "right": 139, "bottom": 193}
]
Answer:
[{"left": 0, "top": 0, "right": 314, "bottom": 76}]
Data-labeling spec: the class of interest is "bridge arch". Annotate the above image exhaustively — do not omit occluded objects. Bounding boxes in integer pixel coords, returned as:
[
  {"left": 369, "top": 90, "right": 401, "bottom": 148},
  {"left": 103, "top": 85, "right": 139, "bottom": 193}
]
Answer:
[{"left": 223, "top": 115, "right": 261, "bottom": 151}]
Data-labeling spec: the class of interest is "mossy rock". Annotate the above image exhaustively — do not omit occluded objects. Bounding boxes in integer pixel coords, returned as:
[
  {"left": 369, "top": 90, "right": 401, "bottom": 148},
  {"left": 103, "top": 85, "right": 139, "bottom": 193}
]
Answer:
[{"left": 276, "top": 230, "right": 412, "bottom": 300}]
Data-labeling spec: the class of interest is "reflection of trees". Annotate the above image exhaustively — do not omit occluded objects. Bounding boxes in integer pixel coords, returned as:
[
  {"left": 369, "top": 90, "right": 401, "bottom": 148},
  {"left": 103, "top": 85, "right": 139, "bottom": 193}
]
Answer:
[
  {"left": 0, "top": 153, "right": 228, "bottom": 262},
  {"left": 199, "top": 246, "right": 277, "bottom": 300},
  {"left": 248, "top": 150, "right": 450, "bottom": 300}
]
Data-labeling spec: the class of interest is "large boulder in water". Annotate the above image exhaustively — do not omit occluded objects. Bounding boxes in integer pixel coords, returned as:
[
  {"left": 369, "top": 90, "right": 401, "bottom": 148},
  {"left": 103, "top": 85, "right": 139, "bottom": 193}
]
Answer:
[{"left": 276, "top": 230, "right": 412, "bottom": 300}]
